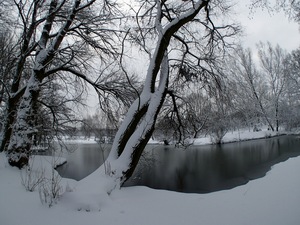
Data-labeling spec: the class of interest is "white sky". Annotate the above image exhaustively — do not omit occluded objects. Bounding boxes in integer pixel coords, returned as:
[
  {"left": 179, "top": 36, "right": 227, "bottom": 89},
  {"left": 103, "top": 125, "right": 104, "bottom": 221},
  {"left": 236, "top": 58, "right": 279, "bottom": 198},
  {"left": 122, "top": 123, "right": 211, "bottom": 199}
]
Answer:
[{"left": 236, "top": 1, "right": 300, "bottom": 52}]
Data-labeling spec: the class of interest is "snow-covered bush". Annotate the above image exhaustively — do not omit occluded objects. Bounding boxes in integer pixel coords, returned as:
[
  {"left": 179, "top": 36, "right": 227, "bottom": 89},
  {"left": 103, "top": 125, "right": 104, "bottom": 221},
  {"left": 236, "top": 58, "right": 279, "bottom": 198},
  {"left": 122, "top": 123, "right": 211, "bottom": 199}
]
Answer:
[
  {"left": 38, "top": 169, "right": 63, "bottom": 207},
  {"left": 20, "top": 165, "right": 45, "bottom": 192},
  {"left": 20, "top": 155, "right": 64, "bottom": 207}
]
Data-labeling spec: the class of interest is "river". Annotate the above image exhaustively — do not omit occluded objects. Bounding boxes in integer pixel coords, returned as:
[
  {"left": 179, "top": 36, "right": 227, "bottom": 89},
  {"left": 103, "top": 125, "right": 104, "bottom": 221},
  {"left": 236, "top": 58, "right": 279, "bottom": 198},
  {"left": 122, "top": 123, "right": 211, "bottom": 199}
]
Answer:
[{"left": 56, "top": 135, "right": 300, "bottom": 193}]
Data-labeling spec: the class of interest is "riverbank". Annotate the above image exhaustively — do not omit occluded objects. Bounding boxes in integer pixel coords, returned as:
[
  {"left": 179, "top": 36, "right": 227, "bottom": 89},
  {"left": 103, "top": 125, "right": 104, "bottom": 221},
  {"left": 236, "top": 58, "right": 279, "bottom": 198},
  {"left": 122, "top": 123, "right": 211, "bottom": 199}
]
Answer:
[
  {"left": 0, "top": 150, "right": 299, "bottom": 225},
  {"left": 153, "top": 127, "right": 291, "bottom": 146},
  {"left": 1, "top": 128, "right": 299, "bottom": 225},
  {"left": 61, "top": 127, "right": 288, "bottom": 146}
]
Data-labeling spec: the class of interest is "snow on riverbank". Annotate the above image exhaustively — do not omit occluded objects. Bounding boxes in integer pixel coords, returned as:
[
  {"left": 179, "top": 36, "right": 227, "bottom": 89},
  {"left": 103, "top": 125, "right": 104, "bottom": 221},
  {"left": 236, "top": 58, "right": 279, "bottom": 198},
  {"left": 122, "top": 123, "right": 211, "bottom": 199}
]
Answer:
[
  {"left": 191, "top": 127, "right": 288, "bottom": 146},
  {"left": 56, "top": 136, "right": 98, "bottom": 144},
  {"left": 0, "top": 129, "right": 299, "bottom": 225},
  {"left": 173, "top": 127, "right": 284, "bottom": 145},
  {"left": 62, "top": 127, "right": 284, "bottom": 146},
  {"left": 1, "top": 146, "right": 300, "bottom": 225}
]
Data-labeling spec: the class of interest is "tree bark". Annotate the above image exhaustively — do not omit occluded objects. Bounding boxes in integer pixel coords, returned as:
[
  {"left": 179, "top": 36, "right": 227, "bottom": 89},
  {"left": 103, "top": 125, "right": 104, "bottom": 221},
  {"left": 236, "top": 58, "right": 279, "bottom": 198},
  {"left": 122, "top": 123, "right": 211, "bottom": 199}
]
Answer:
[
  {"left": 6, "top": 74, "right": 42, "bottom": 168},
  {"left": 0, "top": 89, "right": 25, "bottom": 152}
]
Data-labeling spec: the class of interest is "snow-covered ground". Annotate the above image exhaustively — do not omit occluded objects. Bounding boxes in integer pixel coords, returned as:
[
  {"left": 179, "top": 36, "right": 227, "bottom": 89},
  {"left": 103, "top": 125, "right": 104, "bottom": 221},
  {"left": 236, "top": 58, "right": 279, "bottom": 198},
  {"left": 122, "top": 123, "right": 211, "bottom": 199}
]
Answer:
[{"left": 1, "top": 129, "right": 300, "bottom": 225}]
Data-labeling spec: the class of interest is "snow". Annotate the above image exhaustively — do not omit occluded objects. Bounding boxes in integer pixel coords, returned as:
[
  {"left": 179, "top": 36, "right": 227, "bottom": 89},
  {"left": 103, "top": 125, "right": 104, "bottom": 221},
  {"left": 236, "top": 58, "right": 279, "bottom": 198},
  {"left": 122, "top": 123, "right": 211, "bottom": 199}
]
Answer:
[
  {"left": 193, "top": 128, "right": 279, "bottom": 145},
  {"left": 1, "top": 131, "right": 300, "bottom": 225},
  {"left": 60, "top": 138, "right": 98, "bottom": 144}
]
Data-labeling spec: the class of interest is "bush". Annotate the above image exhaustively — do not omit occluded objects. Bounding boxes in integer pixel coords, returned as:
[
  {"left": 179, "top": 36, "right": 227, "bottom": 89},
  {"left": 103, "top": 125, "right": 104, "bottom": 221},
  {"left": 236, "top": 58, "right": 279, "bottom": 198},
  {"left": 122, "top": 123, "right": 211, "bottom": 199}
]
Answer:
[
  {"left": 20, "top": 164, "right": 45, "bottom": 192},
  {"left": 38, "top": 169, "right": 63, "bottom": 207}
]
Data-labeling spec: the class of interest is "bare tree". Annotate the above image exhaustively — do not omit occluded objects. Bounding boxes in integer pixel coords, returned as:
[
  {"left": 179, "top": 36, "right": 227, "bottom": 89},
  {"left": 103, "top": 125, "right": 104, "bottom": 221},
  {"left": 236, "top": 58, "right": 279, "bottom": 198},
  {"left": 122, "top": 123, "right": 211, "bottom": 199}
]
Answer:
[
  {"left": 0, "top": 0, "right": 38, "bottom": 153},
  {"left": 0, "top": 0, "right": 15, "bottom": 30},
  {"left": 250, "top": 0, "right": 300, "bottom": 22},
  {"left": 184, "top": 91, "right": 211, "bottom": 139},
  {"left": 279, "top": 48, "right": 300, "bottom": 130},
  {"left": 0, "top": 30, "right": 17, "bottom": 110},
  {"left": 257, "top": 42, "right": 288, "bottom": 131},
  {"left": 3, "top": 0, "right": 130, "bottom": 168},
  {"left": 228, "top": 46, "right": 272, "bottom": 130},
  {"left": 102, "top": 0, "right": 239, "bottom": 185},
  {"left": 156, "top": 89, "right": 211, "bottom": 143},
  {"left": 34, "top": 75, "right": 87, "bottom": 145},
  {"left": 205, "top": 77, "right": 234, "bottom": 144}
]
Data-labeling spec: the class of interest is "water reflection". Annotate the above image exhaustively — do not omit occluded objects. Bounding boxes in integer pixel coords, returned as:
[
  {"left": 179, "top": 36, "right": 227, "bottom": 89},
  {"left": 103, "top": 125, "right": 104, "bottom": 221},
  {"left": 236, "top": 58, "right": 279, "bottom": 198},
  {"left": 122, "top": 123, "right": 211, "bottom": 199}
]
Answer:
[
  {"left": 124, "top": 135, "right": 300, "bottom": 193},
  {"left": 56, "top": 143, "right": 110, "bottom": 180},
  {"left": 56, "top": 136, "right": 300, "bottom": 193}
]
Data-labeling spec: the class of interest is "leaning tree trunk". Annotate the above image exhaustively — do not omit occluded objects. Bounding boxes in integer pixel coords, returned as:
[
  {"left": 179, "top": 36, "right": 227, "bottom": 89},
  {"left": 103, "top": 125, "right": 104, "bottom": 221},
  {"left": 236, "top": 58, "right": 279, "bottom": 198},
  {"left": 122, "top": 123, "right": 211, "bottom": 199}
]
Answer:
[
  {"left": 105, "top": 54, "right": 169, "bottom": 184},
  {"left": 102, "top": 0, "right": 209, "bottom": 185}
]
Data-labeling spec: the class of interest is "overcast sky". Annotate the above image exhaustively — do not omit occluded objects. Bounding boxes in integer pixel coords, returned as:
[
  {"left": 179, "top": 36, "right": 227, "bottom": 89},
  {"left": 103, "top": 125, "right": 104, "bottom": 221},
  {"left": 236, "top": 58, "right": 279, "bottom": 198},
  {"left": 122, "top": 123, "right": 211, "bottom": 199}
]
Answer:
[
  {"left": 86, "top": 1, "right": 300, "bottom": 114},
  {"left": 236, "top": 1, "right": 300, "bottom": 52}
]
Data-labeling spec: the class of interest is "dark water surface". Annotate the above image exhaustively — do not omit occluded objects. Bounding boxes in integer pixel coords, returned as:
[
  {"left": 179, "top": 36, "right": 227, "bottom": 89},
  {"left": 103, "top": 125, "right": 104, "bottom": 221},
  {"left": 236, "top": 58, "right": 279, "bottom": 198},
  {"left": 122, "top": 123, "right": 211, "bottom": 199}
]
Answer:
[
  {"left": 56, "top": 135, "right": 300, "bottom": 193},
  {"left": 56, "top": 143, "right": 111, "bottom": 180}
]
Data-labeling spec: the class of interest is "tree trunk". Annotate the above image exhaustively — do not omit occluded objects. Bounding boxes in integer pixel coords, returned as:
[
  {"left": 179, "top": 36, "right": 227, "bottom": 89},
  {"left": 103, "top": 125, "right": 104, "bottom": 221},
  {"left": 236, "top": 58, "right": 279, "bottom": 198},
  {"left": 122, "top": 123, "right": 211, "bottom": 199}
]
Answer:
[
  {"left": 0, "top": 88, "right": 26, "bottom": 152},
  {"left": 6, "top": 74, "right": 41, "bottom": 168},
  {"left": 275, "top": 103, "right": 279, "bottom": 132},
  {"left": 100, "top": 0, "right": 209, "bottom": 186},
  {"left": 104, "top": 53, "right": 169, "bottom": 184},
  {"left": 0, "top": 55, "right": 29, "bottom": 152},
  {"left": 0, "top": 99, "right": 19, "bottom": 152},
  {"left": 107, "top": 86, "right": 169, "bottom": 184}
]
